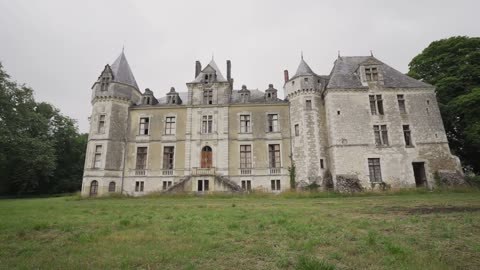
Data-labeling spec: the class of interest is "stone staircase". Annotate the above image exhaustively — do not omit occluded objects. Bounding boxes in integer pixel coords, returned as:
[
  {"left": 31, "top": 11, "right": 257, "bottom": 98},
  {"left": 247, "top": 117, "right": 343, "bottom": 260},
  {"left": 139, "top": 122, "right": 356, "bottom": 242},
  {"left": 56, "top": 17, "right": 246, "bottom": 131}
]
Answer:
[
  {"left": 215, "top": 175, "right": 243, "bottom": 192},
  {"left": 163, "top": 176, "right": 191, "bottom": 193},
  {"left": 163, "top": 174, "right": 244, "bottom": 193}
]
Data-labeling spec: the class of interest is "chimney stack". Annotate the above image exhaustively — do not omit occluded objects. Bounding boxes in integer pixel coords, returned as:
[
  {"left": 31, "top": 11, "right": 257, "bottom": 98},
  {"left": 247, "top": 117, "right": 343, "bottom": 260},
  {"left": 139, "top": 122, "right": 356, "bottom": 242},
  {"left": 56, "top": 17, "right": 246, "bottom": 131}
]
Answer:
[
  {"left": 195, "top": 61, "right": 202, "bottom": 78},
  {"left": 284, "top": 70, "right": 289, "bottom": 83},
  {"left": 227, "top": 60, "right": 231, "bottom": 81}
]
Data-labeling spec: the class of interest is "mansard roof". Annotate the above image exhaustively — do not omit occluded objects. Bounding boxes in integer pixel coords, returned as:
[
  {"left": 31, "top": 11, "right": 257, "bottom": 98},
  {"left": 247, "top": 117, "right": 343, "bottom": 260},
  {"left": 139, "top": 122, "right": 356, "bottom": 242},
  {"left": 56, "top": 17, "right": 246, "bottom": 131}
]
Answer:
[
  {"left": 110, "top": 51, "right": 139, "bottom": 89},
  {"left": 192, "top": 59, "right": 227, "bottom": 83},
  {"left": 231, "top": 89, "right": 286, "bottom": 104},
  {"left": 292, "top": 58, "right": 317, "bottom": 78},
  {"left": 327, "top": 56, "right": 432, "bottom": 89}
]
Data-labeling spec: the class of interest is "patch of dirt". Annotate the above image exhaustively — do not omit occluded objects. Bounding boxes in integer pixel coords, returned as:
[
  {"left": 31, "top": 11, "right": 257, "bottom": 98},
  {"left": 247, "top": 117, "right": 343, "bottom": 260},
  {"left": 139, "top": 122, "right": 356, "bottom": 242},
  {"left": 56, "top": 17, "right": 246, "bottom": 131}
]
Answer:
[{"left": 385, "top": 206, "right": 480, "bottom": 215}]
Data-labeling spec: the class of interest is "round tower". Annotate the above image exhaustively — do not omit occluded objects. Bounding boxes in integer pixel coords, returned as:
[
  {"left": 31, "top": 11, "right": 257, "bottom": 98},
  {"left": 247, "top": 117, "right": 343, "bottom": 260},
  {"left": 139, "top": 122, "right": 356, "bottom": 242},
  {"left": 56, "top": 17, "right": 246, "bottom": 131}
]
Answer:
[
  {"left": 81, "top": 51, "right": 142, "bottom": 197},
  {"left": 284, "top": 56, "right": 329, "bottom": 188}
]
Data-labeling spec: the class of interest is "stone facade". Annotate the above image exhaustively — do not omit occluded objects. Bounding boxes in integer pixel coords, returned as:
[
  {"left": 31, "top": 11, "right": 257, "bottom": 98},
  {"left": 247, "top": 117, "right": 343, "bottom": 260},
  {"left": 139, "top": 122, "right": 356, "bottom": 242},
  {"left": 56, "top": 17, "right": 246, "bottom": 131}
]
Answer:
[{"left": 81, "top": 52, "right": 462, "bottom": 197}]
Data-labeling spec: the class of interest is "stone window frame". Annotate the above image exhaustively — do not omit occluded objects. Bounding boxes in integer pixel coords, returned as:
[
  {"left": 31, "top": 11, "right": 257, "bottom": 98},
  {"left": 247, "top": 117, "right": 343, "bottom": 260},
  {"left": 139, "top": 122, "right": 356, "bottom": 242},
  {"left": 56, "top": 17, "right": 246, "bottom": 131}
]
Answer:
[
  {"left": 403, "top": 124, "right": 414, "bottom": 147},
  {"left": 201, "top": 114, "right": 214, "bottom": 134},
  {"left": 267, "top": 141, "right": 283, "bottom": 168},
  {"left": 367, "top": 157, "right": 383, "bottom": 183},
  {"left": 397, "top": 94, "right": 407, "bottom": 114},
  {"left": 92, "top": 144, "right": 103, "bottom": 169},
  {"left": 320, "top": 159, "right": 325, "bottom": 169},
  {"left": 271, "top": 179, "right": 281, "bottom": 191},
  {"left": 135, "top": 144, "right": 149, "bottom": 170},
  {"left": 164, "top": 113, "right": 177, "bottom": 135},
  {"left": 108, "top": 181, "right": 116, "bottom": 192},
  {"left": 294, "top": 124, "right": 300, "bottom": 136},
  {"left": 369, "top": 94, "right": 384, "bottom": 115},
  {"left": 305, "top": 98, "right": 312, "bottom": 110},
  {"left": 239, "top": 144, "right": 253, "bottom": 169},
  {"left": 265, "top": 111, "right": 280, "bottom": 133},
  {"left": 138, "top": 116, "right": 150, "bottom": 135},
  {"left": 162, "top": 181, "right": 173, "bottom": 190},
  {"left": 241, "top": 180, "right": 252, "bottom": 191},
  {"left": 135, "top": 181, "right": 145, "bottom": 192},
  {"left": 203, "top": 89, "right": 214, "bottom": 105},
  {"left": 97, "top": 114, "right": 106, "bottom": 134},
  {"left": 237, "top": 111, "right": 253, "bottom": 134},
  {"left": 364, "top": 66, "right": 379, "bottom": 82},
  {"left": 373, "top": 124, "right": 389, "bottom": 146},
  {"left": 161, "top": 143, "right": 176, "bottom": 170}
]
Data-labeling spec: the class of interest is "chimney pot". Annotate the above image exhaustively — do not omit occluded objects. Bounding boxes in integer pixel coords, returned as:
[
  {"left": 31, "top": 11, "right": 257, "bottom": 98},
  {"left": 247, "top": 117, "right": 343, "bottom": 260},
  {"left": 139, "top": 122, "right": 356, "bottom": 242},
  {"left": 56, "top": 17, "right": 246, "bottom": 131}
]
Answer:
[
  {"left": 284, "top": 70, "right": 289, "bottom": 83},
  {"left": 227, "top": 60, "right": 231, "bottom": 81},
  {"left": 195, "top": 61, "right": 202, "bottom": 78}
]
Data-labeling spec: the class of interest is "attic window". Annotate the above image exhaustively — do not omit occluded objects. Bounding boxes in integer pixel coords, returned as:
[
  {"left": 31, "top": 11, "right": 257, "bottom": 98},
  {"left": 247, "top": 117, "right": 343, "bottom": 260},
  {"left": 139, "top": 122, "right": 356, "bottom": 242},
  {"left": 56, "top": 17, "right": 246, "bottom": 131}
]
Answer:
[
  {"left": 365, "top": 67, "right": 378, "bottom": 81},
  {"left": 267, "top": 93, "right": 271, "bottom": 98},
  {"left": 292, "top": 81, "right": 295, "bottom": 86},
  {"left": 304, "top": 78, "right": 308, "bottom": 82},
  {"left": 100, "top": 77, "right": 109, "bottom": 91}
]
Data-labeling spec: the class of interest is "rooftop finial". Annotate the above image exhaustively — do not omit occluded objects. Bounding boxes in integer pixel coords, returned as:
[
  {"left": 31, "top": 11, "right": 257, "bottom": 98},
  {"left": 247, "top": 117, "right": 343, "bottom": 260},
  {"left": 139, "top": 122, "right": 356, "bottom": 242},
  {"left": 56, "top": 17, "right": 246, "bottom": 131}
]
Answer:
[
  {"left": 338, "top": 50, "right": 341, "bottom": 58},
  {"left": 122, "top": 45, "right": 125, "bottom": 53},
  {"left": 301, "top": 50, "right": 304, "bottom": 60},
  {"left": 370, "top": 50, "right": 373, "bottom": 57},
  {"left": 212, "top": 52, "right": 214, "bottom": 61}
]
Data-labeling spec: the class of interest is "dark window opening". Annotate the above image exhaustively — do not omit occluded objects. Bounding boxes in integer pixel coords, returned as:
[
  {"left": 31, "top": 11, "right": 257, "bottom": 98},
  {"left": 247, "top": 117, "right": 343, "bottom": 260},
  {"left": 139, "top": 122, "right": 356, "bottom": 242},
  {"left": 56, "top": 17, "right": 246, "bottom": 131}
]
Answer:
[
  {"left": 369, "top": 95, "right": 384, "bottom": 115},
  {"left": 368, "top": 158, "right": 382, "bottom": 183},
  {"left": 108, "top": 181, "right": 116, "bottom": 192},
  {"left": 90, "top": 180, "right": 98, "bottom": 196},
  {"left": 241, "top": 180, "right": 252, "bottom": 191},
  {"left": 373, "top": 125, "right": 389, "bottom": 146},
  {"left": 136, "top": 147, "right": 147, "bottom": 169},
  {"left": 403, "top": 125, "right": 413, "bottom": 147},
  {"left": 139, "top": 117, "right": 149, "bottom": 135},
  {"left": 163, "top": 146, "right": 174, "bottom": 169},
  {"left": 397, "top": 94, "right": 406, "bottom": 114},
  {"left": 271, "top": 179, "right": 281, "bottom": 191},
  {"left": 268, "top": 144, "right": 281, "bottom": 168}
]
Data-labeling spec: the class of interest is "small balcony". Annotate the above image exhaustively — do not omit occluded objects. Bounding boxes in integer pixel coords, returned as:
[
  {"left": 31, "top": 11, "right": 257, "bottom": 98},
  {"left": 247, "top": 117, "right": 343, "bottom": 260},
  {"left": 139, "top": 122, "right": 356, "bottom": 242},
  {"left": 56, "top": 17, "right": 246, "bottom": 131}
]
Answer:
[
  {"left": 134, "top": 169, "right": 147, "bottom": 176},
  {"left": 192, "top": 167, "right": 216, "bottom": 176},
  {"left": 269, "top": 167, "right": 281, "bottom": 175},
  {"left": 162, "top": 169, "right": 174, "bottom": 176},
  {"left": 240, "top": 168, "right": 252, "bottom": 175}
]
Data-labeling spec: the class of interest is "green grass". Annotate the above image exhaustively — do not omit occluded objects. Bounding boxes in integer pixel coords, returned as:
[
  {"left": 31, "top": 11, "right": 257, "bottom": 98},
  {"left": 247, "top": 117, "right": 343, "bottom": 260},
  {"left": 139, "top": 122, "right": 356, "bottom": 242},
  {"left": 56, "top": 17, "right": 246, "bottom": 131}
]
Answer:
[{"left": 1, "top": 191, "right": 480, "bottom": 269}]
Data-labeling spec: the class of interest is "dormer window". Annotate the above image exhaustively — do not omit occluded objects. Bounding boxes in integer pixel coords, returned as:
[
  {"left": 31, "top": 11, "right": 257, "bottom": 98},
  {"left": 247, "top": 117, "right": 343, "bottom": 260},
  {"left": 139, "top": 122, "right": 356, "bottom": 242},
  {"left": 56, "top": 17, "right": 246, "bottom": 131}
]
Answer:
[
  {"left": 100, "top": 77, "right": 110, "bottom": 91},
  {"left": 304, "top": 78, "right": 309, "bottom": 82},
  {"left": 365, "top": 67, "right": 378, "bottom": 81}
]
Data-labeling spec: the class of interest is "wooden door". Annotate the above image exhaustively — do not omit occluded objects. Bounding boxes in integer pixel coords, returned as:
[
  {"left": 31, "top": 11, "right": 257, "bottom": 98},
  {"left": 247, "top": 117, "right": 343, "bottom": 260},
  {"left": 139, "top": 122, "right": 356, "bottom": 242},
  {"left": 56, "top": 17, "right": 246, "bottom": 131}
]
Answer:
[{"left": 201, "top": 146, "right": 212, "bottom": 168}]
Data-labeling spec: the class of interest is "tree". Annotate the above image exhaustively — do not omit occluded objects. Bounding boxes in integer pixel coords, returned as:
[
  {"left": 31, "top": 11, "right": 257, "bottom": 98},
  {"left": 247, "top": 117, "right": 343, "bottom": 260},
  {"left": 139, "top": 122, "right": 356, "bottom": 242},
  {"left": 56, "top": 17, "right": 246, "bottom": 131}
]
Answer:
[
  {"left": 408, "top": 36, "right": 480, "bottom": 173},
  {"left": 0, "top": 62, "right": 87, "bottom": 195}
]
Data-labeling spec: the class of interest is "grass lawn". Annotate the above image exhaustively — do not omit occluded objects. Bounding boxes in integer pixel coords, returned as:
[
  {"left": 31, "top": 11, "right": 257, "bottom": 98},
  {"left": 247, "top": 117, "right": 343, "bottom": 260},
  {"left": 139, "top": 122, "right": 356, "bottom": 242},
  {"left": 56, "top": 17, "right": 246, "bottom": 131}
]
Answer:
[{"left": 1, "top": 191, "right": 480, "bottom": 269}]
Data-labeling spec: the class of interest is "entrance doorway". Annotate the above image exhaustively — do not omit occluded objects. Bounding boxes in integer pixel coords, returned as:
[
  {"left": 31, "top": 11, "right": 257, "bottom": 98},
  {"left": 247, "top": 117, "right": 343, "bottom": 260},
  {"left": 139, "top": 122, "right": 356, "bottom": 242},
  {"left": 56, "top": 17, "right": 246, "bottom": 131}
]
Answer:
[
  {"left": 201, "top": 146, "right": 212, "bottom": 168},
  {"left": 412, "top": 162, "right": 427, "bottom": 187},
  {"left": 197, "top": 179, "right": 210, "bottom": 192}
]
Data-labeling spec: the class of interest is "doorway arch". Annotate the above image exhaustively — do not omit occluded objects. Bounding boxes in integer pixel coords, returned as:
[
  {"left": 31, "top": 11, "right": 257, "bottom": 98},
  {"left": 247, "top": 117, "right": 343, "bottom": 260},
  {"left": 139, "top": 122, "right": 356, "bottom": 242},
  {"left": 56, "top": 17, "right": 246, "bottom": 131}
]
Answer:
[
  {"left": 90, "top": 180, "right": 98, "bottom": 197},
  {"left": 201, "top": 146, "right": 213, "bottom": 168}
]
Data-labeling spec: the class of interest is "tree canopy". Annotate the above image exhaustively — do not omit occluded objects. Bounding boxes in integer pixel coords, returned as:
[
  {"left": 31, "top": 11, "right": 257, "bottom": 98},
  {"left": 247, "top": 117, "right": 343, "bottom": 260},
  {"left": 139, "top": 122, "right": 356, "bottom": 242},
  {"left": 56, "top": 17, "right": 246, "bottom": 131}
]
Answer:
[
  {"left": 0, "top": 62, "right": 87, "bottom": 195},
  {"left": 408, "top": 36, "right": 480, "bottom": 173}
]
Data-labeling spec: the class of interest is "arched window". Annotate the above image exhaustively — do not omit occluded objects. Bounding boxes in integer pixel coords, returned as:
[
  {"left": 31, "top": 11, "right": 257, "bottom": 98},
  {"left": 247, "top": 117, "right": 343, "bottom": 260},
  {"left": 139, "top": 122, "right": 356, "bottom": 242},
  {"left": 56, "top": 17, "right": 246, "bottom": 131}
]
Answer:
[
  {"left": 90, "top": 180, "right": 98, "bottom": 196},
  {"left": 108, "top": 182, "right": 116, "bottom": 192},
  {"left": 201, "top": 146, "right": 213, "bottom": 168}
]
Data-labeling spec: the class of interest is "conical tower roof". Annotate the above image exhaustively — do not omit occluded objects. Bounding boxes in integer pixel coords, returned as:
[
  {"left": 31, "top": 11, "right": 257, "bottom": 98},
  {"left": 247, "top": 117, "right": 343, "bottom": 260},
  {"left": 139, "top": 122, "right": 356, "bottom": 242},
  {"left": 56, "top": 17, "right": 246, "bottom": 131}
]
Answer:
[
  {"left": 293, "top": 57, "right": 316, "bottom": 78},
  {"left": 110, "top": 51, "right": 139, "bottom": 89}
]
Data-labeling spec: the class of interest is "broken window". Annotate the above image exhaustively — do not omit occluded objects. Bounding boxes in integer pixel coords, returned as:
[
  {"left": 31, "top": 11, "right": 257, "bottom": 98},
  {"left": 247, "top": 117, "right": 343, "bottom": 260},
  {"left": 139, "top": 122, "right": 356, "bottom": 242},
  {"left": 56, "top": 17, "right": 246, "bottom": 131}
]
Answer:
[
  {"left": 365, "top": 67, "right": 378, "bottom": 81},
  {"left": 306, "top": 100, "right": 312, "bottom": 110},
  {"left": 295, "top": 124, "right": 299, "bottom": 136},
  {"left": 139, "top": 117, "right": 149, "bottom": 135},
  {"left": 165, "top": 116, "right": 176, "bottom": 135},
  {"left": 163, "top": 146, "right": 174, "bottom": 169},
  {"left": 373, "top": 125, "right": 389, "bottom": 146},
  {"left": 397, "top": 95, "right": 406, "bottom": 114},
  {"left": 271, "top": 179, "right": 281, "bottom": 191},
  {"left": 368, "top": 158, "right": 382, "bottom": 183},
  {"left": 202, "top": 115, "right": 213, "bottom": 133},
  {"left": 241, "top": 180, "right": 252, "bottom": 191},
  {"left": 203, "top": 89, "right": 213, "bottom": 104},
  {"left": 240, "top": 114, "right": 251, "bottom": 133},
  {"left": 267, "top": 114, "right": 279, "bottom": 132},
  {"left": 268, "top": 144, "right": 281, "bottom": 168},
  {"left": 93, "top": 145, "right": 102, "bottom": 168},
  {"left": 98, "top": 114, "right": 106, "bottom": 134},
  {"left": 369, "top": 95, "right": 384, "bottom": 115},
  {"left": 135, "top": 181, "right": 144, "bottom": 192},
  {"left": 240, "top": 145, "right": 252, "bottom": 169},
  {"left": 135, "top": 147, "right": 147, "bottom": 170},
  {"left": 403, "top": 125, "right": 413, "bottom": 147}
]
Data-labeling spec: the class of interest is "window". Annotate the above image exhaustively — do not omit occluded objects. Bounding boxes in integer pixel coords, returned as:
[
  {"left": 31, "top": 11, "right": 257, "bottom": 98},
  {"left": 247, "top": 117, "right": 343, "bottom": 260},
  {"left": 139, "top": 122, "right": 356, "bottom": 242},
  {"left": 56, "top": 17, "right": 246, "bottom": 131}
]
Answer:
[
  {"left": 93, "top": 145, "right": 102, "bottom": 168},
  {"left": 369, "top": 95, "right": 384, "bottom": 115},
  {"left": 135, "top": 181, "right": 144, "bottom": 192},
  {"left": 241, "top": 180, "right": 252, "bottom": 191},
  {"left": 373, "top": 125, "right": 389, "bottom": 146},
  {"left": 267, "top": 114, "right": 279, "bottom": 132},
  {"left": 203, "top": 89, "right": 213, "bottom": 104},
  {"left": 268, "top": 144, "right": 281, "bottom": 168},
  {"left": 403, "top": 125, "right": 413, "bottom": 147},
  {"left": 108, "top": 182, "right": 116, "bottom": 192},
  {"left": 98, "top": 115, "right": 106, "bottom": 134},
  {"left": 306, "top": 100, "right": 312, "bottom": 110},
  {"left": 304, "top": 78, "right": 309, "bottom": 82},
  {"left": 100, "top": 77, "right": 109, "bottom": 91},
  {"left": 320, "top": 159, "right": 324, "bottom": 169},
  {"left": 202, "top": 115, "right": 213, "bottom": 133},
  {"left": 240, "top": 145, "right": 252, "bottom": 169},
  {"left": 165, "top": 116, "right": 176, "bottom": 135},
  {"left": 89, "top": 180, "right": 98, "bottom": 196},
  {"left": 397, "top": 95, "right": 406, "bottom": 114},
  {"left": 368, "top": 158, "right": 382, "bottom": 183},
  {"left": 163, "top": 146, "right": 174, "bottom": 169},
  {"left": 295, "top": 124, "right": 299, "bottom": 136},
  {"left": 136, "top": 147, "right": 148, "bottom": 169},
  {"left": 162, "top": 181, "right": 172, "bottom": 190},
  {"left": 139, "top": 117, "right": 149, "bottom": 135},
  {"left": 240, "top": 115, "right": 251, "bottom": 133},
  {"left": 365, "top": 67, "right": 378, "bottom": 81},
  {"left": 197, "top": 180, "right": 209, "bottom": 191},
  {"left": 271, "top": 179, "right": 281, "bottom": 191}
]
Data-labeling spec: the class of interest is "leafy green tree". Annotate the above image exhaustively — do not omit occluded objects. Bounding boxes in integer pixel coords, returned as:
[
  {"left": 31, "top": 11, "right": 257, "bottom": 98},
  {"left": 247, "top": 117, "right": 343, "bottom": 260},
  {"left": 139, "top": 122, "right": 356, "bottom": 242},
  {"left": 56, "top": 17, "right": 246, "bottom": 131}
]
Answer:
[
  {"left": 408, "top": 36, "right": 480, "bottom": 173},
  {"left": 0, "top": 62, "right": 87, "bottom": 195}
]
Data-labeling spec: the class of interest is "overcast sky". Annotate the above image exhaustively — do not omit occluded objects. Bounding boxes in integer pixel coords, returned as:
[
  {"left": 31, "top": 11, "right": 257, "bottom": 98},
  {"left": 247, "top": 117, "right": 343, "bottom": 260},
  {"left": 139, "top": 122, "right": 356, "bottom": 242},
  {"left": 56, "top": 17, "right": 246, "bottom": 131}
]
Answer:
[{"left": 0, "top": 0, "right": 478, "bottom": 132}]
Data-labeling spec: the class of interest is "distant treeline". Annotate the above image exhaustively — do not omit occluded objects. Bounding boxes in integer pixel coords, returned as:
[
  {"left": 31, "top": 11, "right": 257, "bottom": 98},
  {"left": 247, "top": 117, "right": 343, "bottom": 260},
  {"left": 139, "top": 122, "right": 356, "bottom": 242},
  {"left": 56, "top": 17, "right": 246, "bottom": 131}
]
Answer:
[{"left": 0, "top": 63, "right": 87, "bottom": 195}]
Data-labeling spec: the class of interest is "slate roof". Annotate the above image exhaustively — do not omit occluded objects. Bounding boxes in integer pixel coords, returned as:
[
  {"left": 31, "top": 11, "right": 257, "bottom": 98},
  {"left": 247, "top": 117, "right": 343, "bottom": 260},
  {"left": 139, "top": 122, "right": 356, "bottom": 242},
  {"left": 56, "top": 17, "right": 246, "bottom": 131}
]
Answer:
[
  {"left": 192, "top": 59, "right": 227, "bottom": 83},
  {"left": 292, "top": 58, "right": 317, "bottom": 78},
  {"left": 110, "top": 51, "right": 139, "bottom": 89},
  {"left": 155, "top": 89, "right": 286, "bottom": 105},
  {"left": 327, "top": 56, "right": 432, "bottom": 89}
]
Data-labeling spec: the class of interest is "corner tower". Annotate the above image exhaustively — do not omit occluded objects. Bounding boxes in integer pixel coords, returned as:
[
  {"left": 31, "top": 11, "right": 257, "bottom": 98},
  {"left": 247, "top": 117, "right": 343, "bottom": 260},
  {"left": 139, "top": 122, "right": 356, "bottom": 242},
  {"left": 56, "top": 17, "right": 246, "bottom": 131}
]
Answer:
[
  {"left": 81, "top": 51, "right": 142, "bottom": 197},
  {"left": 284, "top": 56, "right": 329, "bottom": 187}
]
